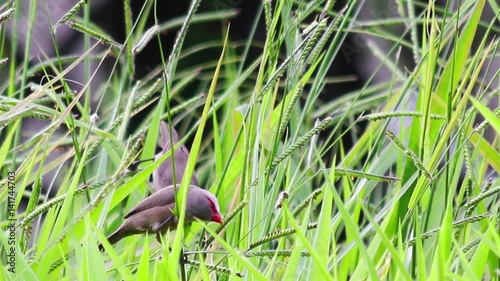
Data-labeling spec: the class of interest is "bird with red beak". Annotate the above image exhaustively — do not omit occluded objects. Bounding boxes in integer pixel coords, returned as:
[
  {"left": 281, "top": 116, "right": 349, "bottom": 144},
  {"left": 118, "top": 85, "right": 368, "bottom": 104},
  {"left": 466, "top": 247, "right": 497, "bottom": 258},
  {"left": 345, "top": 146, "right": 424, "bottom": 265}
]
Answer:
[
  {"left": 99, "top": 184, "right": 222, "bottom": 250},
  {"left": 152, "top": 121, "right": 198, "bottom": 191}
]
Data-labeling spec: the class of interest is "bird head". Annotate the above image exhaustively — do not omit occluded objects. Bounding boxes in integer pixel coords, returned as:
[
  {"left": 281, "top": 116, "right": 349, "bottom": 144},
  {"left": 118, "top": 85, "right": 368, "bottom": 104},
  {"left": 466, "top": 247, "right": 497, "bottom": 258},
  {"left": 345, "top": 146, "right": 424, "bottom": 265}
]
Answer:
[{"left": 188, "top": 188, "right": 223, "bottom": 224}]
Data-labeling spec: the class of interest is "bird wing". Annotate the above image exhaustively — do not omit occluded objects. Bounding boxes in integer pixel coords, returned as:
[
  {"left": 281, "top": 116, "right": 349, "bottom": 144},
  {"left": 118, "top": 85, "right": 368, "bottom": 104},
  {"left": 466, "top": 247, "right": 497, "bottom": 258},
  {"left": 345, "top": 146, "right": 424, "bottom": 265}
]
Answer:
[{"left": 124, "top": 186, "right": 177, "bottom": 218}]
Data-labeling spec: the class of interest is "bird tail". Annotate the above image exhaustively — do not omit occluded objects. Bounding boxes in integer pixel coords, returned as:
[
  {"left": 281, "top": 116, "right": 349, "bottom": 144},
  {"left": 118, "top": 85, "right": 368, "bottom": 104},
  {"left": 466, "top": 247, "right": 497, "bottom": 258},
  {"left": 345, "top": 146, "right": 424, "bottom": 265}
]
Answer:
[{"left": 98, "top": 229, "right": 126, "bottom": 251}]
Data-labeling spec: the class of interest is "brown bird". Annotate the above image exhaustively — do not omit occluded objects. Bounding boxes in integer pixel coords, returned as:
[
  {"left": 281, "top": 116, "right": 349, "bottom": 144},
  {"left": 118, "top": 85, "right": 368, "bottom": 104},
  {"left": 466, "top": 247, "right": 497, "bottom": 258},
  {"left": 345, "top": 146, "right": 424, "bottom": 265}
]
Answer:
[
  {"left": 99, "top": 185, "right": 222, "bottom": 251},
  {"left": 152, "top": 121, "right": 199, "bottom": 191}
]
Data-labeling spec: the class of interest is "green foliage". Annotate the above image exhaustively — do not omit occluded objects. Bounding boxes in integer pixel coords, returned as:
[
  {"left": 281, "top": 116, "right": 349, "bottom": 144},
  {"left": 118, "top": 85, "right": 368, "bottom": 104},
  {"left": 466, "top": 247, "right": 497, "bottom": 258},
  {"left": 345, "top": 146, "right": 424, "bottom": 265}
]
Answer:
[{"left": 0, "top": 0, "right": 498, "bottom": 280}]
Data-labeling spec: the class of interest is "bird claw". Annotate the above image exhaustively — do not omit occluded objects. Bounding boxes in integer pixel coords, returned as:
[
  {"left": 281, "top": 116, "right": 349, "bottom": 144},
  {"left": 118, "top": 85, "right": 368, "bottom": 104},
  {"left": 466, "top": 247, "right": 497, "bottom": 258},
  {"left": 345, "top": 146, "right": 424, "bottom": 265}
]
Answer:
[{"left": 179, "top": 254, "right": 188, "bottom": 265}]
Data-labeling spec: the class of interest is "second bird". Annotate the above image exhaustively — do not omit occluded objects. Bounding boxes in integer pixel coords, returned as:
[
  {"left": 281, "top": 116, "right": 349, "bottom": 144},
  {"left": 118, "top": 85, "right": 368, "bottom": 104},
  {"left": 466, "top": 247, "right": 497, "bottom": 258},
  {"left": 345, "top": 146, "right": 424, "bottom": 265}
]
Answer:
[
  {"left": 153, "top": 121, "right": 199, "bottom": 191},
  {"left": 99, "top": 184, "right": 222, "bottom": 251}
]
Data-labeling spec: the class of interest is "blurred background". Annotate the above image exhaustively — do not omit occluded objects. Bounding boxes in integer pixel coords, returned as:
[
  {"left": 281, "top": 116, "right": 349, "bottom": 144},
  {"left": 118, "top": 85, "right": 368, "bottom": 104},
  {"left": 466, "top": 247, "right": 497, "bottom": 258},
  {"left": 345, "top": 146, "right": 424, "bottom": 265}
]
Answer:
[{"left": 7, "top": 0, "right": 498, "bottom": 100}]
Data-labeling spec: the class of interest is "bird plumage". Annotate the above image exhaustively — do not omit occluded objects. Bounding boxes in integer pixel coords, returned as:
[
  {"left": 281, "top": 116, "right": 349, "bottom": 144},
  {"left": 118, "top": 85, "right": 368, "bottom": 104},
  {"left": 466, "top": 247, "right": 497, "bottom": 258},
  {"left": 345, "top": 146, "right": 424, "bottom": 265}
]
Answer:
[
  {"left": 152, "top": 121, "right": 199, "bottom": 191},
  {"left": 99, "top": 185, "right": 222, "bottom": 251}
]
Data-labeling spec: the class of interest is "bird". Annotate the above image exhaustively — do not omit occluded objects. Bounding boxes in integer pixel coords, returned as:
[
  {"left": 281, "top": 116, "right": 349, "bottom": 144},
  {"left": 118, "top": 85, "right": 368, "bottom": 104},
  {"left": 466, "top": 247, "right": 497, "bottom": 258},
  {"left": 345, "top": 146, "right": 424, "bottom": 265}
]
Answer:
[
  {"left": 98, "top": 184, "right": 222, "bottom": 251},
  {"left": 152, "top": 121, "right": 199, "bottom": 192}
]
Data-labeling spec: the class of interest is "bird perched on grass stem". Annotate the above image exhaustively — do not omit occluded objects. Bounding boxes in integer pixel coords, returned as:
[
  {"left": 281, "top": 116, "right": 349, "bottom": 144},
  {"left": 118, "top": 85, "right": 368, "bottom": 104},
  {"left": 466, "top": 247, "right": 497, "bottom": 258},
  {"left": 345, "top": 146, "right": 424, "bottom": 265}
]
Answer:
[
  {"left": 98, "top": 184, "right": 222, "bottom": 251},
  {"left": 152, "top": 121, "right": 198, "bottom": 191}
]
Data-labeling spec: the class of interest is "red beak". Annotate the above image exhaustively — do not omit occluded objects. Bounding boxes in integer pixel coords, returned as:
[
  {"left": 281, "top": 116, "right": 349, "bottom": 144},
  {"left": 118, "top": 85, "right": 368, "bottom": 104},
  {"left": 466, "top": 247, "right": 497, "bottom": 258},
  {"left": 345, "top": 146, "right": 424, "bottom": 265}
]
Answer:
[{"left": 211, "top": 213, "right": 223, "bottom": 224}]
